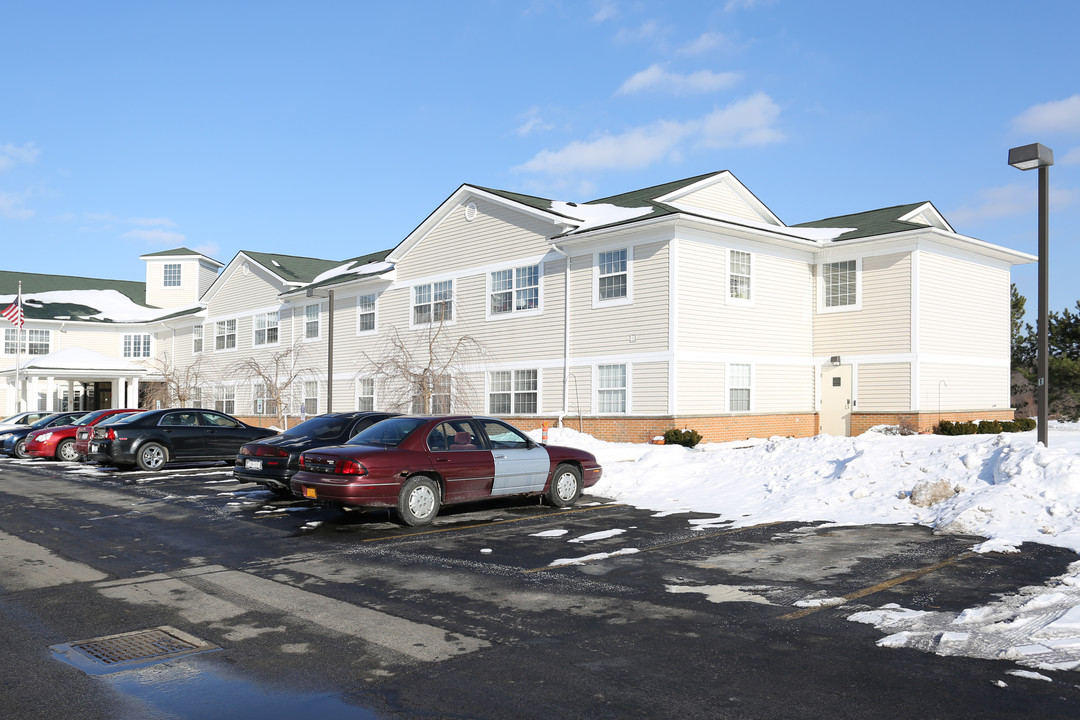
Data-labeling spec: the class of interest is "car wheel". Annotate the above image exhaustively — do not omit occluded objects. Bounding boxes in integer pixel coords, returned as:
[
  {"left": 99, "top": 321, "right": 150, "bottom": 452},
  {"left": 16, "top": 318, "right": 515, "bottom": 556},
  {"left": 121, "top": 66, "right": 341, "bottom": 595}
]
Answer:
[
  {"left": 396, "top": 475, "right": 441, "bottom": 527},
  {"left": 136, "top": 442, "right": 167, "bottom": 472},
  {"left": 546, "top": 463, "right": 583, "bottom": 507},
  {"left": 13, "top": 440, "right": 29, "bottom": 459},
  {"left": 56, "top": 439, "right": 79, "bottom": 462}
]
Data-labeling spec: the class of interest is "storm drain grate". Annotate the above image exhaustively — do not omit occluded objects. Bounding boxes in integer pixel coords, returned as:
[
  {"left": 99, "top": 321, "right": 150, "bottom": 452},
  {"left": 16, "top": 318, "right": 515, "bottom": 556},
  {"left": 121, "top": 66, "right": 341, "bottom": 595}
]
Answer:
[{"left": 51, "top": 626, "right": 219, "bottom": 675}]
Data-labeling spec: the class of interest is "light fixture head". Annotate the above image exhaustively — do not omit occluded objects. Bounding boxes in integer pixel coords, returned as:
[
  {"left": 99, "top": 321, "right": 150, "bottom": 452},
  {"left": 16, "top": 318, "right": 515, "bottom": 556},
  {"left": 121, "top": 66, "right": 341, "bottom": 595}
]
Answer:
[{"left": 1008, "top": 143, "right": 1054, "bottom": 171}]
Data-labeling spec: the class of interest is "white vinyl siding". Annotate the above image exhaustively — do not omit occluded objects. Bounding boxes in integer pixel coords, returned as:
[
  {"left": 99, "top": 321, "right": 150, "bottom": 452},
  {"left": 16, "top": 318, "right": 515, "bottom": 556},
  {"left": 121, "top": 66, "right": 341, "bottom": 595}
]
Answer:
[
  {"left": 919, "top": 363, "right": 1009, "bottom": 413},
  {"left": 918, "top": 254, "right": 1009, "bottom": 358},
  {"left": 857, "top": 363, "right": 912, "bottom": 411},
  {"left": 814, "top": 253, "right": 911, "bottom": 356}
]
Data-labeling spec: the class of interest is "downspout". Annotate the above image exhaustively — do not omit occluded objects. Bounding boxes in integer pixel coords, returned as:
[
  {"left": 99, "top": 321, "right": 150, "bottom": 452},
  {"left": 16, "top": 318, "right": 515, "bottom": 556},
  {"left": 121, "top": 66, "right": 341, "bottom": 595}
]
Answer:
[
  {"left": 550, "top": 244, "right": 571, "bottom": 427},
  {"left": 327, "top": 289, "right": 335, "bottom": 413}
]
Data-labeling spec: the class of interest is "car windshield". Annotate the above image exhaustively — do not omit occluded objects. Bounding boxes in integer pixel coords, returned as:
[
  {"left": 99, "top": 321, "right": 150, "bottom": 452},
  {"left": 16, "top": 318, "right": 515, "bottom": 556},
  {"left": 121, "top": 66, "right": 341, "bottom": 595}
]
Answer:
[
  {"left": 99, "top": 412, "right": 135, "bottom": 426},
  {"left": 345, "top": 417, "right": 427, "bottom": 448},
  {"left": 32, "top": 413, "right": 85, "bottom": 429},
  {"left": 74, "top": 410, "right": 112, "bottom": 426},
  {"left": 113, "top": 410, "right": 155, "bottom": 425},
  {"left": 283, "top": 415, "right": 352, "bottom": 440}
]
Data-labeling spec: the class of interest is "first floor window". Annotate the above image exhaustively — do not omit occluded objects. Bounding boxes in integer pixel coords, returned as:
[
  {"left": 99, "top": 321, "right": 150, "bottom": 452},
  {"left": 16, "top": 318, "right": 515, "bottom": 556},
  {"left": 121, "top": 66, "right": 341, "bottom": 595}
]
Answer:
[
  {"left": 729, "top": 364, "right": 751, "bottom": 412},
  {"left": 597, "top": 364, "right": 627, "bottom": 413},
  {"left": 357, "top": 294, "right": 376, "bottom": 333},
  {"left": 253, "top": 384, "right": 276, "bottom": 416},
  {"left": 488, "top": 370, "right": 538, "bottom": 414},
  {"left": 254, "top": 311, "right": 279, "bottom": 346},
  {"left": 413, "top": 281, "right": 452, "bottom": 325},
  {"left": 304, "top": 304, "right": 320, "bottom": 339},
  {"left": 163, "top": 263, "right": 181, "bottom": 287},
  {"left": 123, "top": 333, "right": 151, "bottom": 358},
  {"left": 303, "top": 381, "right": 319, "bottom": 415},
  {"left": 4, "top": 328, "right": 50, "bottom": 355},
  {"left": 191, "top": 388, "right": 203, "bottom": 409},
  {"left": 597, "top": 249, "right": 628, "bottom": 301},
  {"left": 356, "top": 378, "right": 375, "bottom": 411},
  {"left": 729, "top": 250, "right": 751, "bottom": 301},
  {"left": 215, "top": 319, "right": 236, "bottom": 350},
  {"left": 215, "top": 386, "right": 236, "bottom": 415},
  {"left": 413, "top": 376, "right": 451, "bottom": 414},
  {"left": 823, "top": 260, "right": 858, "bottom": 308},
  {"left": 192, "top": 325, "right": 203, "bottom": 354}
]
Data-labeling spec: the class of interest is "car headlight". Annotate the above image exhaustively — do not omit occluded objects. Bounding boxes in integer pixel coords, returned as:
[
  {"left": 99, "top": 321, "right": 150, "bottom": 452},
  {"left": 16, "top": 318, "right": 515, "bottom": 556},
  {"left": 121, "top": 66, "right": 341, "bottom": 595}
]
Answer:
[
  {"left": 0, "top": 433, "right": 11, "bottom": 440},
  {"left": 38, "top": 433, "right": 52, "bottom": 442}
]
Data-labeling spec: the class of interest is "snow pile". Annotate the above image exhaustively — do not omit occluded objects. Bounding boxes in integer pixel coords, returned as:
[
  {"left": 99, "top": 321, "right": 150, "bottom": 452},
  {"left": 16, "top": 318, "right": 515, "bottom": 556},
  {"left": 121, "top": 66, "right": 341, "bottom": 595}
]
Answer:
[
  {"left": 0, "top": 289, "right": 193, "bottom": 322},
  {"left": 530, "top": 423, "right": 1080, "bottom": 673}
]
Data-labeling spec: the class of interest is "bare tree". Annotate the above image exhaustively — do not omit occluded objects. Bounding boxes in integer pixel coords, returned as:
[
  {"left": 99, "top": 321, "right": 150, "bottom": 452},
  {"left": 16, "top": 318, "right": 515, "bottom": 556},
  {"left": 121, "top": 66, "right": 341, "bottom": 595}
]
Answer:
[
  {"left": 142, "top": 353, "right": 206, "bottom": 409},
  {"left": 359, "top": 322, "right": 486, "bottom": 414},
  {"left": 227, "top": 339, "right": 317, "bottom": 428}
]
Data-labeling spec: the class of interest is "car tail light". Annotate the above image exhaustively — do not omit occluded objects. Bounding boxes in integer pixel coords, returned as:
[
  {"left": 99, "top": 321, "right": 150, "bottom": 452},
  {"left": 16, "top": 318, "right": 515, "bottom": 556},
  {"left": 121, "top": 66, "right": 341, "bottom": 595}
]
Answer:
[
  {"left": 299, "top": 453, "right": 366, "bottom": 476},
  {"left": 106, "top": 428, "right": 116, "bottom": 440},
  {"left": 337, "top": 458, "right": 365, "bottom": 475}
]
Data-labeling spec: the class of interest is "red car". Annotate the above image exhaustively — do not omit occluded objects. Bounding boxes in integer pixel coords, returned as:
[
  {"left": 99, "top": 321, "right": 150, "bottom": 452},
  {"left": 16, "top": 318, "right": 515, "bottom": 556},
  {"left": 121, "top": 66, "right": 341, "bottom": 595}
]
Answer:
[
  {"left": 75, "top": 411, "right": 140, "bottom": 461},
  {"left": 26, "top": 408, "right": 141, "bottom": 461},
  {"left": 291, "top": 415, "right": 603, "bottom": 526}
]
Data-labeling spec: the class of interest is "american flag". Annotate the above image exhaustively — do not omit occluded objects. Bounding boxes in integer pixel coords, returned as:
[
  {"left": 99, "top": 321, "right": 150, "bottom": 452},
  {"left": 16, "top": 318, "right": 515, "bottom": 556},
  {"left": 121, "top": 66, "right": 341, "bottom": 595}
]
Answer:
[{"left": 2, "top": 292, "right": 23, "bottom": 328}]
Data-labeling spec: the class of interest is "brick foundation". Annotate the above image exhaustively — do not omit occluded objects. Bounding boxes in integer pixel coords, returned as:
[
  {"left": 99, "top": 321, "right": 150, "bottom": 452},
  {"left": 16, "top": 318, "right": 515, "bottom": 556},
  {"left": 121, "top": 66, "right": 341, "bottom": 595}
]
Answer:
[{"left": 850, "top": 409, "right": 1017, "bottom": 435}]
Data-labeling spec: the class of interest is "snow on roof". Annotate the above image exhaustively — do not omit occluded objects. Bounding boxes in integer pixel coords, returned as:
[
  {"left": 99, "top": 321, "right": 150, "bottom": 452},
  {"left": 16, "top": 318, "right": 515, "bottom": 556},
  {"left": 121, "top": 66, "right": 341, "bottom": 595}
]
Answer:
[
  {"left": 310, "top": 260, "right": 394, "bottom": 286},
  {"left": 17, "top": 347, "right": 144, "bottom": 372},
  {"left": 0, "top": 289, "right": 197, "bottom": 323},
  {"left": 664, "top": 201, "right": 855, "bottom": 241},
  {"left": 550, "top": 201, "right": 655, "bottom": 232}
]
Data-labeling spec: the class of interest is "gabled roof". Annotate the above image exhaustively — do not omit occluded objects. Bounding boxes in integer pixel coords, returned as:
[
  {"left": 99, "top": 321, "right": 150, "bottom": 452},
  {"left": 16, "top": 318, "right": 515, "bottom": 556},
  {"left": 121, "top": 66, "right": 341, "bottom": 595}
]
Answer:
[
  {"left": 289, "top": 249, "right": 395, "bottom": 294},
  {"left": 793, "top": 202, "right": 946, "bottom": 241},
  {"left": 240, "top": 250, "right": 344, "bottom": 285},
  {"left": 138, "top": 247, "right": 225, "bottom": 267}
]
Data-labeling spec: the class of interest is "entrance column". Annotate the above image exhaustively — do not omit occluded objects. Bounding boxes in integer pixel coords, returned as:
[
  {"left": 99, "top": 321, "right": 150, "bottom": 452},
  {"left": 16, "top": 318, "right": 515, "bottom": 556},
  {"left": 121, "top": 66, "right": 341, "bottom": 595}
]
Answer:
[
  {"left": 114, "top": 378, "right": 125, "bottom": 409},
  {"left": 44, "top": 376, "right": 55, "bottom": 411},
  {"left": 67, "top": 379, "right": 75, "bottom": 411},
  {"left": 128, "top": 377, "right": 140, "bottom": 408}
]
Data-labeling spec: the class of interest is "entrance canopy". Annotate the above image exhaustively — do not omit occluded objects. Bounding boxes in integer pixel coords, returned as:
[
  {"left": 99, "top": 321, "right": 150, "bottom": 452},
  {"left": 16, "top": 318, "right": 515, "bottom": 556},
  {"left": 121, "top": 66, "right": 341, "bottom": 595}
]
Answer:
[{"left": 1, "top": 347, "right": 148, "bottom": 412}]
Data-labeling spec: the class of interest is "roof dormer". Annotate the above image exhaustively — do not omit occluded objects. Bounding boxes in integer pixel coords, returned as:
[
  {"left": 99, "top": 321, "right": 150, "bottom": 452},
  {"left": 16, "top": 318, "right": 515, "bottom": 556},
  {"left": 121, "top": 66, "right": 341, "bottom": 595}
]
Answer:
[{"left": 139, "top": 247, "right": 224, "bottom": 308}]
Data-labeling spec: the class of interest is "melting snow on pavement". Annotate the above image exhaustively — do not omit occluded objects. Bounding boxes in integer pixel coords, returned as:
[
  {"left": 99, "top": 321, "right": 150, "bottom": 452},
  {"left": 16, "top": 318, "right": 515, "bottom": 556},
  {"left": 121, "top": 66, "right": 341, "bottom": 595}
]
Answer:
[{"left": 528, "top": 421, "right": 1080, "bottom": 675}]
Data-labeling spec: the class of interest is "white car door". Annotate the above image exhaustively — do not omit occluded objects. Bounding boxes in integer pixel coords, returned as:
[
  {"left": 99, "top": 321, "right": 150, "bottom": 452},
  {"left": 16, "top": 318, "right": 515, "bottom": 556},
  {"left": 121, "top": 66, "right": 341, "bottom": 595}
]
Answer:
[{"left": 478, "top": 419, "right": 550, "bottom": 496}]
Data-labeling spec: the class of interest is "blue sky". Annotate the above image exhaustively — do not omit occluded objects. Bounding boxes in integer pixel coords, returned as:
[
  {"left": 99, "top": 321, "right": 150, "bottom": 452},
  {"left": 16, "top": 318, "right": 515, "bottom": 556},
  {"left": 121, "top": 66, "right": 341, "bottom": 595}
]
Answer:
[{"left": 2, "top": 1, "right": 1078, "bottom": 322}]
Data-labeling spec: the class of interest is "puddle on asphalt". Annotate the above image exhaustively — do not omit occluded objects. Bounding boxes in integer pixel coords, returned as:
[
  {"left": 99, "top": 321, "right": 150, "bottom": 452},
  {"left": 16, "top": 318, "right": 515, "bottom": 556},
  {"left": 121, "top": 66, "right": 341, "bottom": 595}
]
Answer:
[{"left": 108, "top": 658, "right": 377, "bottom": 719}]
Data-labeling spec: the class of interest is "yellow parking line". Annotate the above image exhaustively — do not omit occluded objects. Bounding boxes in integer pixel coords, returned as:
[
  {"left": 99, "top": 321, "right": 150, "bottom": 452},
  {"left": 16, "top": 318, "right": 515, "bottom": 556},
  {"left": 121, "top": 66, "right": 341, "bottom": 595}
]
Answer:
[
  {"left": 521, "top": 520, "right": 789, "bottom": 574},
  {"left": 361, "top": 503, "right": 627, "bottom": 543},
  {"left": 780, "top": 551, "right": 977, "bottom": 620}
]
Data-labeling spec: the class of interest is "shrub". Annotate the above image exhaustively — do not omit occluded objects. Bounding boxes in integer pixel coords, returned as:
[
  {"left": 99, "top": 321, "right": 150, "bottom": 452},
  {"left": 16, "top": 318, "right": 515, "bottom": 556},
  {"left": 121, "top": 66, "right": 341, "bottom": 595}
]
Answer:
[
  {"left": 937, "top": 420, "right": 977, "bottom": 435},
  {"left": 1016, "top": 417, "right": 1037, "bottom": 431},
  {"left": 977, "top": 420, "right": 1002, "bottom": 434},
  {"left": 663, "top": 428, "right": 703, "bottom": 448},
  {"left": 999, "top": 420, "right": 1019, "bottom": 433}
]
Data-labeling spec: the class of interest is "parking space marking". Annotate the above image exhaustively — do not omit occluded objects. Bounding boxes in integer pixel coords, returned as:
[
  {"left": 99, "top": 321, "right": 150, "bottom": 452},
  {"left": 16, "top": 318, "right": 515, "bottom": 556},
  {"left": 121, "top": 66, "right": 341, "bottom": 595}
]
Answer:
[
  {"left": 521, "top": 520, "right": 789, "bottom": 574},
  {"left": 360, "top": 503, "right": 628, "bottom": 543},
  {"left": 780, "top": 551, "right": 977, "bottom": 620}
]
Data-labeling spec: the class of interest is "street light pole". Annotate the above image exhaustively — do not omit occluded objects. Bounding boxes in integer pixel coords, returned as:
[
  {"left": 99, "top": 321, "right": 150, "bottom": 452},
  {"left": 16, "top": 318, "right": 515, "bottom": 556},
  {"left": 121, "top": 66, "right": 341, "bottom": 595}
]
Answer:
[{"left": 1008, "top": 143, "right": 1054, "bottom": 447}]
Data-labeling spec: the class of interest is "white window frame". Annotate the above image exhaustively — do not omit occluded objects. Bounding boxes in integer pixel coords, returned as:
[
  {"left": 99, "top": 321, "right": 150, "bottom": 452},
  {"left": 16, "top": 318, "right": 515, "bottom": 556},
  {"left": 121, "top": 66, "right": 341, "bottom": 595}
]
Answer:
[
  {"left": 411, "top": 280, "right": 454, "bottom": 327},
  {"left": 192, "top": 325, "right": 203, "bottom": 354},
  {"left": 412, "top": 376, "right": 452, "bottom": 414},
  {"left": 486, "top": 263, "right": 543, "bottom": 320},
  {"left": 301, "top": 380, "right": 318, "bottom": 416},
  {"left": 594, "top": 363, "right": 630, "bottom": 414},
  {"left": 487, "top": 369, "right": 540, "bottom": 415},
  {"left": 726, "top": 249, "right": 753, "bottom": 306},
  {"left": 303, "top": 303, "right": 321, "bottom": 341},
  {"left": 818, "top": 258, "right": 862, "bottom": 313},
  {"left": 215, "top": 319, "right": 237, "bottom": 352},
  {"left": 215, "top": 385, "right": 236, "bottom": 415},
  {"left": 163, "top": 263, "right": 182, "bottom": 288},
  {"left": 592, "top": 247, "right": 633, "bottom": 308},
  {"left": 123, "top": 333, "right": 151, "bottom": 358},
  {"left": 5, "top": 328, "right": 51, "bottom": 356},
  {"left": 356, "top": 377, "right": 375, "bottom": 412},
  {"left": 253, "top": 311, "right": 280, "bottom": 347},
  {"left": 727, "top": 363, "right": 753, "bottom": 413},
  {"left": 356, "top": 293, "right": 377, "bottom": 335},
  {"left": 252, "top": 382, "right": 277, "bottom": 416}
]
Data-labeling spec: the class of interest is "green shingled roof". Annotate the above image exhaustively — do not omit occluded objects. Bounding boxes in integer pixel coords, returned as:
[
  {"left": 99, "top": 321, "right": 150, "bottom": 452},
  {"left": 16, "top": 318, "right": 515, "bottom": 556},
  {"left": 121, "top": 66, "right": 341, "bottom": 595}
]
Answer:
[
  {"left": 241, "top": 251, "right": 345, "bottom": 284},
  {"left": 0, "top": 270, "right": 147, "bottom": 305},
  {"left": 298, "top": 248, "right": 395, "bottom": 293},
  {"left": 139, "top": 247, "right": 221, "bottom": 262},
  {"left": 793, "top": 203, "right": 931, "bottom": 241}
]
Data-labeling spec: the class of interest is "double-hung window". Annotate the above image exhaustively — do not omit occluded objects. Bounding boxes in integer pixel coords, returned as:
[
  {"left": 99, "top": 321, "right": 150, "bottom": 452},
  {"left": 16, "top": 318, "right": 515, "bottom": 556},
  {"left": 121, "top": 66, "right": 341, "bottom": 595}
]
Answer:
[
  {"left": 5, "top": 329, "right": 51, "bottom": 355},
  {"left": 595, "top": 248, "right": 630, "bottom": 306},
  {"left": 303, "top": 381, "right": 319, "bottom": 415},
  {"left": 597, "top": 364, "right": 627, "bottom": 414},
  {"left": 488, "top": 370, "right": 538, "bottom": 414},
  {"left": 304, "top": 304, "right": 320, "bottom": 339},
  {"left": 192, "top": 325, "right": 203, "bottom": 354},
  {"left": 356, "top": 378, "right": 375, "bottom": 412},
  {"left": 413, "top": 376, "right": 451, "bottom": 414},
  {"left": 163, "top": 263, "right": 181, "bottom": 287},
  {"left": 728, "top": 364, "right": 751, "bottom": 412},
  {"left": 728, "top": 250, "right": 752, "bottom": 303},
  {"left": 822, "top": 260, "right": 859, "bottom": 309},
  {"left": 123, "top": 333, "right": 151, "bottom": 358},
  {"left": 253, "top": 383, "right": 277, "bottom": 416},
  {"left": 215, "top": 319, "right": 236, "bottom": 351},
  {"left": 215, "top": 386, "right": 236, "bottom": 415},
  {"left": 254, "top": 311, "right": 279, "bottom": 346},
  {"left": 357, "top": 294, "right": 376, "bottom": 333},
  {"left": 413, "top": 281, "right": 452, "bottom": 325},
  {"left": 490, "top": 265, "right": 540, "bottom": 316}
]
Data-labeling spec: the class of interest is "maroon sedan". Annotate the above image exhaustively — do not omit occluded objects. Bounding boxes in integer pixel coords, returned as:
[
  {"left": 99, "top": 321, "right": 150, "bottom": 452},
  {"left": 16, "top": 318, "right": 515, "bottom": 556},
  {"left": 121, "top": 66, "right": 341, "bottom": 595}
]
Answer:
[{"left": 292, "top": 415, "right": 603, "bottom": 526}]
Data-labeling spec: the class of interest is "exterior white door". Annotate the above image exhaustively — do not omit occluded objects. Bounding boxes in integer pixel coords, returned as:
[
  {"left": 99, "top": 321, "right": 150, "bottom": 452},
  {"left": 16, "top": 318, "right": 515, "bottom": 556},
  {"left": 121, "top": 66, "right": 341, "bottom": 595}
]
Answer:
[{"left": 821, "top": 365, "right": 852, "bottom": 436}]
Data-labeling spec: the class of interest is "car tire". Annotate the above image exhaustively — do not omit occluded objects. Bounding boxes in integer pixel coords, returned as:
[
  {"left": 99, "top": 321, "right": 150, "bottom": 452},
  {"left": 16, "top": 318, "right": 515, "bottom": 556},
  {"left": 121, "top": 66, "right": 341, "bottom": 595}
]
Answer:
[
  {"left": 13, "top": 440, "right": 29, "bottom": 459},
  {"left": 268, "top": 485, "right": 294, "bottom": 497},
  {"left": 136, "top": 442, "right": 167, "bottom": 472},
  {"left": 396, "top": 475, "right": 441, "bottom": 527},
  {"left": 546, "top": 463, "right": 583, "bottom": 507},
  {"left": 56, "top": 439, "right": 78, "bottom": 462}
]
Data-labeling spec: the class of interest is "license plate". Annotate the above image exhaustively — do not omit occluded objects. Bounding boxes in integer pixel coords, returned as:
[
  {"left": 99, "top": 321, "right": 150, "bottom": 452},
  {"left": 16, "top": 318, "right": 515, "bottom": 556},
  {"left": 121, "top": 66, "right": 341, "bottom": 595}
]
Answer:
[
  {"left": 304, "top": 486, "right": 317, "bottom": 499},
  {"left": 245, "top": 459, "right": 263, "bottom": 471},
  {"left": 89, "top": 443, "right": 98, "bottom": 453}
]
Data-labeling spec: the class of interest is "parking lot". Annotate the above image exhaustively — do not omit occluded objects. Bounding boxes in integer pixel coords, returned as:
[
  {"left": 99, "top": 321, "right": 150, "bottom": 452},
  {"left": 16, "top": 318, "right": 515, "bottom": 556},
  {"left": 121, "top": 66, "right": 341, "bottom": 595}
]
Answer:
[{"left": 2, "top": 456, "right": 1079, "bottom": 719}]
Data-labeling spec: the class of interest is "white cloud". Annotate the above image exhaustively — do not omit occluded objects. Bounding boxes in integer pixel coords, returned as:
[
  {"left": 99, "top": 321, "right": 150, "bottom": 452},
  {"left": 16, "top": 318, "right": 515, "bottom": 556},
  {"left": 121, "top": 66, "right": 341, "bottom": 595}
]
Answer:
[
  {"left": 947, "top": 183, "right": 1077, "bottom": 226},
  {"left": 128, "top": 217, "right": 178, "bottom": 228},
  {"left": 0, "top": 142, "right": 39, "bottom": 172},
  {"left": 677, "top": 32, "right": 737, "bottom": 56},
  {"left": 617, "top": 64, "right": 741, "bottom": 95},
  {"left": 614, "top": 20, "right": 661, "bottom": 44},
  {"left": 193, "top": 242, "right": 220, "bottom": 259},
  {"left": 724, "top": 0, "right": 773, "bottom": 11},
  {"left": 1060, "top": 146, "right": 1080, "bottom": 165},
  {"left": 1012, "top": 95, "right": 1080, "bottom": 135},
  {"left": 0, "top": 190, "right": 34, "bottom": 219},
  {"left": 516, "top": 93, "right": 783, "bottom": 175},
  {"left": 121, "top": 228, "right": 187, "bottom": 245},
  {"left": 516, "top": 106, "right": 555, "bottom": 136},
  {"left": 592, "top": 0, "right": 616, "bottom": 22}
]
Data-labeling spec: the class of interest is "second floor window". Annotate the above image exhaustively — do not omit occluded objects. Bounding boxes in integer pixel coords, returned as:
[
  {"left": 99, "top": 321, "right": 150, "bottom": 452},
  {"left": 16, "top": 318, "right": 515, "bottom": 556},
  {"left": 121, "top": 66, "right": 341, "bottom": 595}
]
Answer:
[
  {"left": 357, "top": 294, "right": 376, "bottom": 333},
  {"left": 413, "top": 281, "right": 452, "bottom": 325},
  {"left": 490, "top": 265, "right": 540, "bottom": 315},
  {"left": 823, "top": 260, "right": 858, "bottom": 308},
  {"left": 163, "top": 263, "right": 181, "bottom": 287},
  {"left": 729, "top": 250, "right": 751, "bottom": 301},
  {"left": 5, "top": 328, "right": 50, "bottom": 355},
  {"left": 304, "top": 304, "right": 320, "bottom": 339},
  {"left": 215, "top": 319, "right": 236, "bottom": 350},
  {"left": 597, "top": 249, "right": 628, "bottom": 301},
  {"left": 124, "top": 334, "right": 151, "bottom": 358},
  {"left": 254, "top": 311, "right": 279, "bottom": 346},
  {"left": 192, "top": 325, "right": 203, "bottom": 354}
]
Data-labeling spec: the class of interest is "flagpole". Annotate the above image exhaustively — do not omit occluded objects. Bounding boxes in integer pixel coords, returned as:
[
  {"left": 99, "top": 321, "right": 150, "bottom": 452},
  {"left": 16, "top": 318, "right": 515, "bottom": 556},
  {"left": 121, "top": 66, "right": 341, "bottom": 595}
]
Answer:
[{"left": 15, "top": 281, "right": 22, "bottom": 412}]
